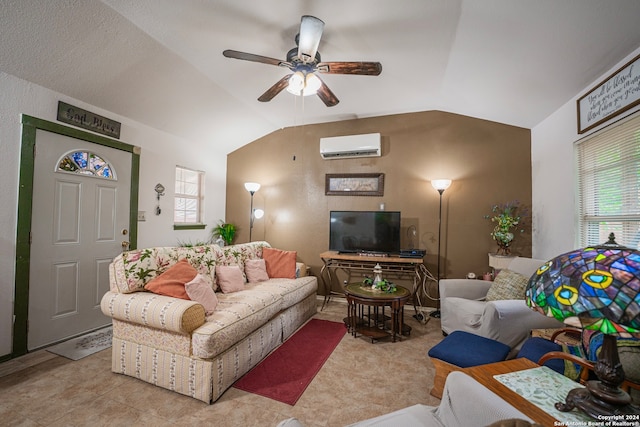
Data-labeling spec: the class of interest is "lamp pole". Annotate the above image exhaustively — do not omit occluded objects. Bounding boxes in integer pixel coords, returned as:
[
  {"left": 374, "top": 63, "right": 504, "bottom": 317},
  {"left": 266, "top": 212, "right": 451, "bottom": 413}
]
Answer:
[
  {"left": 436, "top": 188, "right": 444, "bottom": 282},
  {"left": 244, "top": 182, "right": 261, "bottom": 242},
  {"left": 248, "top": 191, "right": 255, "bottom": 242},
  {"left": 430, "top": 179, "right": 452, "bottom": 318}
]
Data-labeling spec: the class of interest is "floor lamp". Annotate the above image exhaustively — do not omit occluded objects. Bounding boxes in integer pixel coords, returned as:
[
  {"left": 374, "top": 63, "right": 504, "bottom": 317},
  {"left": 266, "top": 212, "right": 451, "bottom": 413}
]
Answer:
[
  {"left": 430, "top": 179, "right": 452, "bottom": 318},
  {"left": 244, "top": 182, "right": 260, "bottom": 242}
]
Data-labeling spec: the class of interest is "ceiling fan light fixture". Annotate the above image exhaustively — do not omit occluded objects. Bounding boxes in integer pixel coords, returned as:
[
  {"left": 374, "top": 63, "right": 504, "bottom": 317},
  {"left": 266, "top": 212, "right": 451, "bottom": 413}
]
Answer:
[
  {"left": 286, "top": 71, "right": 305, "bottom": 95},
  {"left": 304, "top": 73, "right": 321, "bottom": 94},
  {"left": 286, "top": 71, "right": 320, "bottom": 96}
]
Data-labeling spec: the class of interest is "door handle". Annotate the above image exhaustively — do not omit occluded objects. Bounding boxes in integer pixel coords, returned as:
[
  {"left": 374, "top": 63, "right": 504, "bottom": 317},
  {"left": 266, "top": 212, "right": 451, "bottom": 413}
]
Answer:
[{"left": 122, "top": 241, "right": 130, "bottom": 251}]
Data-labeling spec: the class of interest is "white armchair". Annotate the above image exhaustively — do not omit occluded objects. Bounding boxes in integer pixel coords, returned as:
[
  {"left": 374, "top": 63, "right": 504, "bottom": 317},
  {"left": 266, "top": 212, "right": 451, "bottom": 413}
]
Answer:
[
  {"left": 277, "top": 371, "right": 534, "bottom": 427},
  {"left": 440, "top": 257, "right": 563, "bottom": 350}
]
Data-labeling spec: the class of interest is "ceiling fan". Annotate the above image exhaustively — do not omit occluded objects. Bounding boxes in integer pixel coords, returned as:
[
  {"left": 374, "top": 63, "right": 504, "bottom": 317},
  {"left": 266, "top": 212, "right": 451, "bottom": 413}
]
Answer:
[{"left": 223, "top": 15, "right": 382, "bottom": 107}]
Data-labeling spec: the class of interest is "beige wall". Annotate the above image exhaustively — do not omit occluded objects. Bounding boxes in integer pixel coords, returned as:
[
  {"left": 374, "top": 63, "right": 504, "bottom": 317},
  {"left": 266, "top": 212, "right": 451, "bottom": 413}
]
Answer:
[{"left": 226, "top": 110, "right": 531, "bottom": 305}]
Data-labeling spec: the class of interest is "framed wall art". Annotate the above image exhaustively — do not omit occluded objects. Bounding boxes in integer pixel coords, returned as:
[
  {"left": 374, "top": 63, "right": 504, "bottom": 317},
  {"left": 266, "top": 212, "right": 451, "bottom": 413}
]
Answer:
[
  {"left": 325, "top": 173, "right": 384, "bottom": 196},
  {"left": 577, "top": 52, "right": 640, "bottom": 134}
]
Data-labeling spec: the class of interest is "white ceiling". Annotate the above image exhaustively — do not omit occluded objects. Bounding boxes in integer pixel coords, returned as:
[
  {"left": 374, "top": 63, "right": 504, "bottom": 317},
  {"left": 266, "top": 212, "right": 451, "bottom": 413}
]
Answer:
[{"left": 2, "top": 0, "right": 640, "bottom": 153}]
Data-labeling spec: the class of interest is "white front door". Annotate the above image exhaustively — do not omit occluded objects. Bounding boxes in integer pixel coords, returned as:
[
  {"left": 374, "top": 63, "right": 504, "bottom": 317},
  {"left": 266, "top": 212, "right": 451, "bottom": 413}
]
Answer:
[{"left": 28, "top": 129, "right": 132, "bottom": 350}]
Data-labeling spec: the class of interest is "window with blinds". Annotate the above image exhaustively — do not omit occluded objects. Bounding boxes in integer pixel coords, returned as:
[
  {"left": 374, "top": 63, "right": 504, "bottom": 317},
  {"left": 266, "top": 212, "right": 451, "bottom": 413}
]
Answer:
[
  {"left": 576, "top": 112, "right": 640, "bottom": 249},
  {"left": 174, "top": 166, "right": 204, "bottom": 224}
]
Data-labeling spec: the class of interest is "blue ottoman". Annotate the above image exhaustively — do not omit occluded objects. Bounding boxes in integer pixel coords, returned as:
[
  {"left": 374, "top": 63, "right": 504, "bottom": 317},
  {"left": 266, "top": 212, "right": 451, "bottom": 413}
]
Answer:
[
  {"left": 517, "top": 336, "right": 564, "bottom": 374},
  {"left": 428, "top": 331, "right": 510, "bottom": 398}
]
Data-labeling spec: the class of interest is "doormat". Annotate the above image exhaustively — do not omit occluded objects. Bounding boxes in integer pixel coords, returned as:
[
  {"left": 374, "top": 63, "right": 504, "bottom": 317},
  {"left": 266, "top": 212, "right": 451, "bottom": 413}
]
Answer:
[
  {"left": 233, "top": 319, "right": 346, "bottom": 405},
  {"left": 46, "top": 326, "right": 112, "bottom": 361}
]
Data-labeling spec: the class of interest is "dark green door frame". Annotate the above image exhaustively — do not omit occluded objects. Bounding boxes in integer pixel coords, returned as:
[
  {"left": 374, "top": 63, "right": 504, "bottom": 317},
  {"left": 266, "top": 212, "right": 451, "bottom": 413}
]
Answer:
[{"left": 9, "top": 115, "right": 140, "bottom": 360}]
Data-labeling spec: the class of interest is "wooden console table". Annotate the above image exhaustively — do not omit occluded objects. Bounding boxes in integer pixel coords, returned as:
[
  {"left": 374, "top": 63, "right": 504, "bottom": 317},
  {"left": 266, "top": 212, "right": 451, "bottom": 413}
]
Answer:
[{"left": 319, "top": 250, "right": 436, "bottom": 311}]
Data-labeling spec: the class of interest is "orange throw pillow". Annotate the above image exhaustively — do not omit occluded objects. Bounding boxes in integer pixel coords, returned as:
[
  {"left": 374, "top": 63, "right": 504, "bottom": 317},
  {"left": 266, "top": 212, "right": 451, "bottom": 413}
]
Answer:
[
  {"left": 262, "top": 248, "right": 297, "bottom": 279},
  {"left": 144, "top": 259, "right": 197, "bottom": 299}
]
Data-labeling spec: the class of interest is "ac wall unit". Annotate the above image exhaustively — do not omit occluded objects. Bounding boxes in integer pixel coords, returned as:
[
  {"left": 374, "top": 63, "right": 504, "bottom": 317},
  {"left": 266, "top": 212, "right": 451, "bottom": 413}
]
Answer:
[{"left": 319, "top": 133, "right": 381, "bottom": 159}]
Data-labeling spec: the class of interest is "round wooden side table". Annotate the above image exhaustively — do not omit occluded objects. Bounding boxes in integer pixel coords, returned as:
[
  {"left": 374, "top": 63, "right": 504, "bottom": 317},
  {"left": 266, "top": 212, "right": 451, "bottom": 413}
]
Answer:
[{"left": 344, "top": 283, "right": 411, "bottom": 342}]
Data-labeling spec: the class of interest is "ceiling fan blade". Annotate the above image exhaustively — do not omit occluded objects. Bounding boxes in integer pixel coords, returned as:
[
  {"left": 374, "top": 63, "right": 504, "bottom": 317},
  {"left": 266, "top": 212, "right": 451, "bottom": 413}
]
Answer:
[
  {"left": 223, "top": 50, "right": 291, "bottom": 69},
  {"left": 258, "top": 74, "right": 292, "bottom": 102},
  {"left": 297, "top": 15, "right": 324, "bottom": 63},
  {"left": 316, "top": 78, "right": 339, "bottom": 107},
  {"left": 316, "top": 61, "right": 382, "bottom": 76}
]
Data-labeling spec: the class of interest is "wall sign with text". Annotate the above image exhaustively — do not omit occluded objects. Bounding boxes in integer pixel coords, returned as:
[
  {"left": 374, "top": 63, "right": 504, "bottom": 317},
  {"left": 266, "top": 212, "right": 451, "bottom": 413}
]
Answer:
[
  {"left": 577, "top": 53, "right": 640, "bottom": 134},
  {"left": 325, "top": 173, "right": 384, "bottom": 196},
  {"left": 57, "top": 101, "right": 121, "bottom": 139}
]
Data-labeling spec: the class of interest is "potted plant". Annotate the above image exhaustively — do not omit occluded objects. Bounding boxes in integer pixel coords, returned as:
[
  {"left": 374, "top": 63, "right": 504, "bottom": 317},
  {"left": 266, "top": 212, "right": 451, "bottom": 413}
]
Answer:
[
  {"left": 210, "top": 220, "right": 237, "bottom": 246},
  {"left": 485, "top": 200, "right": 527, "bottom": 256}
]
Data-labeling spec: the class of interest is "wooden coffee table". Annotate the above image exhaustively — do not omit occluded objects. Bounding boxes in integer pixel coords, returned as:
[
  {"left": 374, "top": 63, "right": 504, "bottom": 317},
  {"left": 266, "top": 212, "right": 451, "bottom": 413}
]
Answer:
[
  {"left": 463, "top": 358, "right": 558, "bottom": 426},
  {"left": 344, "top": 283, "right": 410, "bottom": 342}
]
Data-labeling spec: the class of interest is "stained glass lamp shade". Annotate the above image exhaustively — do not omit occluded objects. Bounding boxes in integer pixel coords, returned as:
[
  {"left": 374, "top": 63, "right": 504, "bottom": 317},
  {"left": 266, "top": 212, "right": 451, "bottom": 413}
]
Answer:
[{"left": 525, "top": 234, "right": 640, "bottom": 418}]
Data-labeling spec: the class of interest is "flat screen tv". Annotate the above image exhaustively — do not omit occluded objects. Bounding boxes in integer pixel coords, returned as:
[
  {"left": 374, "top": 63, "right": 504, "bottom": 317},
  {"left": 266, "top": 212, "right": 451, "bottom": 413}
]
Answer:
[{"left": 329, "top": 211, "right": 401, "bottom": 255}]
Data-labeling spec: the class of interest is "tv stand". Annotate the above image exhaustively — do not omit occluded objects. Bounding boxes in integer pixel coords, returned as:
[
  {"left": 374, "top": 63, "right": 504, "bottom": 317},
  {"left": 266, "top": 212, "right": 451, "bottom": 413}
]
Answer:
[{"left": 319, "top": 250, "right": 436, "bottom": 312}]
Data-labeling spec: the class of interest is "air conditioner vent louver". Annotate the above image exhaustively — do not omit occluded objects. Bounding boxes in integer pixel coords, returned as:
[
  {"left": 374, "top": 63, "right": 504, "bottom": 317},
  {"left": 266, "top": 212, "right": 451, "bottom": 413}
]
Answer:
[
  {"left": 320, "top": 133, "right": 381, "bottom": 159},
  {"left": 321, "top": 149, "right": 379, "bottom": 159}
]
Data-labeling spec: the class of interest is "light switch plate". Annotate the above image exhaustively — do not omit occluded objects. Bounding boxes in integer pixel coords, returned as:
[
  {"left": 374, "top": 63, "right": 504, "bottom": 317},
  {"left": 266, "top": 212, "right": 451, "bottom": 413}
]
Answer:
[{"left": 138, "top": 211, "right": 146, "bottom": 221}]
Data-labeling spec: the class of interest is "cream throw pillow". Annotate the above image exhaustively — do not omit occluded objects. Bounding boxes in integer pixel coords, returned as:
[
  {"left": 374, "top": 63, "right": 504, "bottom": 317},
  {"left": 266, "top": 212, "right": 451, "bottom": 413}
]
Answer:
[
  {"left": 245, "top": 259, "right": 269, "bottom": 282},
  {"left": 216, "top": 265, "right": 245, "bottom": 293},
  {"left": 185, "top": 274, "right": 218, "bottom": 315},
  {"left": 485, "top": 269, "right": 529, "bottom": 301}
]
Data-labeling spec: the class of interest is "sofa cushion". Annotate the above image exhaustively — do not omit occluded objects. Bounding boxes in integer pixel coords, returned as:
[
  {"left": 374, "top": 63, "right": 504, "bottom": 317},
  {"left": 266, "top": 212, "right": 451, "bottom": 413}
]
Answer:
[
  {"left": 216, "top": 265, "right": 245, "bottom": 293},
  {"left": 217, "top": 241, "right": 271, "bottom": 281},
  {"left": 177, "top": 245, "right": 223, "bottom": 291},
  {"left": 111, "top": 245, "right": 221, "bottom": 293},
  {"left": 191, "top": 287, "right": 283, "bottom": 359},
  {"left": 486, "top": 269, "right": 529, "bottom": 301},
  {"left": 186, "top": 274, "right": 218, "bottom": 315},
  {"left": 263, "top": 247, "right": 297, "bottom": 279},
  {"left": 144, "top": 259, "right": 197, "bottom": 299},
  {"left": 248, "top": 276, "right": 317, "bottom": 310},
  {"left": 245, "top": 259, "right": 269, "bottom": 282}
]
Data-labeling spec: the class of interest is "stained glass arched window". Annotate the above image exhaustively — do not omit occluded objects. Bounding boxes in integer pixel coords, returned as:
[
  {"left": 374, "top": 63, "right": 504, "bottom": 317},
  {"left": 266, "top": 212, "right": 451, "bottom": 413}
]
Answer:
[{"left": 57, "top": 150, "right": 115, "bottom": 179}]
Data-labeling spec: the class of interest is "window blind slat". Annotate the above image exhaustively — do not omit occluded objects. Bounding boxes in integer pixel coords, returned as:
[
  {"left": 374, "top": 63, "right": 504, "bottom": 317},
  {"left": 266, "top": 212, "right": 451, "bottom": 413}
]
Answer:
[
  {"left": 577, "top": 113, "right": 640, "bottom": 249},
  {"left": 174, "top": 165, "right": 204, "bottom": 224}
]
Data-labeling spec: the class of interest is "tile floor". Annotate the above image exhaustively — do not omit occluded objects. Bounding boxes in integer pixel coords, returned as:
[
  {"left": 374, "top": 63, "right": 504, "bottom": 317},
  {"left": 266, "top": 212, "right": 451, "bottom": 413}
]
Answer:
[{"left": 0, "top": 300, "right": 443, "bottom": 427}]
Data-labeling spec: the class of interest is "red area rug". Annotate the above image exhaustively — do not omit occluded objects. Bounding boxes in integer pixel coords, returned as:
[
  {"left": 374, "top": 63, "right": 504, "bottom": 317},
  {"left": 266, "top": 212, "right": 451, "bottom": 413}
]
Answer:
[{"left": 233, "top": 319, "right": 346, "bottom": 405}]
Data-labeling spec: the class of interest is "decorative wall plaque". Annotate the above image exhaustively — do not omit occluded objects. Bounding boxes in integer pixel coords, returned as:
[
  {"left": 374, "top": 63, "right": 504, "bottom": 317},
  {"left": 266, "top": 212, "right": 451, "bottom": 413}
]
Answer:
[
  {"left": 325, "top": 173, "right": 384, "bottom": 196},
  {"left": 577, "top": 53, "right": 640, "bottom": 134},
  {"left": 57, "top": 101, "right": 121, "bottom": 139}
]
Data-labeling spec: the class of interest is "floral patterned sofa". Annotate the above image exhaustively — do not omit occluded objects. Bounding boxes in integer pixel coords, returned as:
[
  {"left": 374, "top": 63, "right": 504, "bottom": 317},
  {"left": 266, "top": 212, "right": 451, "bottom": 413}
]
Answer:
[{"left": 100, "top": 241, "right": 318, "bottom": 403}]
